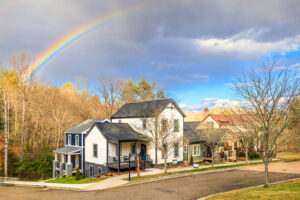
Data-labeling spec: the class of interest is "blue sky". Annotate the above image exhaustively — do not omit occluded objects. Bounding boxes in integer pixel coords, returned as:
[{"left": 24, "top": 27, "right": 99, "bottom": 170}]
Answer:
[{"left": 0, "top": 0, "right": 299, "bottom": 111}]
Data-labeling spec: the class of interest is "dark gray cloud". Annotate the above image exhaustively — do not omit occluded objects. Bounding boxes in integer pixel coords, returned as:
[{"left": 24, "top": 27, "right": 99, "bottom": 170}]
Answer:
[{"left": 0, "top": 0, "right": 300, "bottom": 89}]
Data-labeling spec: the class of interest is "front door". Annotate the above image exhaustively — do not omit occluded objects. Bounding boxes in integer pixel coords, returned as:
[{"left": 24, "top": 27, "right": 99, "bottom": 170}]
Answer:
[{"left": 141, "top": 144, "right": 146, "bottom": 160}]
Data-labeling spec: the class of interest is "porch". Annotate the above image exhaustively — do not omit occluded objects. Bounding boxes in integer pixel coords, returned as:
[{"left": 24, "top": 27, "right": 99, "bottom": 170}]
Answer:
[
  {"left": 53, "top": 146, "right": 83, "bottom": 178},
  {"left": 107, "top": 140, "right": 152, "bottom": 173}
]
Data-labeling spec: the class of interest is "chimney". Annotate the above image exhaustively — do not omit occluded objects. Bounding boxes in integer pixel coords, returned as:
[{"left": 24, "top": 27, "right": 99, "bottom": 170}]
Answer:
[{"left": 203, "top": 108, "right": 209, "bottom": 117}]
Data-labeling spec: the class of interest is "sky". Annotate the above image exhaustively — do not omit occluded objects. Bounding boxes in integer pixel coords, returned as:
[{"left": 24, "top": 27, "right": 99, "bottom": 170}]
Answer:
[{"left": 0, "top": 0, "right": 299, "bottom": 111}]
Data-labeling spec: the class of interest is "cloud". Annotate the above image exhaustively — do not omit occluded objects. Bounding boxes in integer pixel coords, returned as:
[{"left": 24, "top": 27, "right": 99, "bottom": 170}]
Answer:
[
  {"left": 225, "top": 82, "right": 252, "bottom": 87},
  {"left": 194, "top": 30, "right": 300, "bottom": 59},
  {"left": 180, "top": 98, "right": 242, "bottom": 112}
]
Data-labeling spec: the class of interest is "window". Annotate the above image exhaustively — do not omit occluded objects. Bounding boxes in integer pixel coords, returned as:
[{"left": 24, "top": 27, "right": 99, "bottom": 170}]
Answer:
[
  {"left": 68, "top": 135, "right": 71, "bottom": 145},
  {"left": 98, "top": 167, "right": 102, "bottom": 174},
  {"left": 184, "top": 145, "right": 187, "bottom": 153},
  {"left": 93, "top": 144, "right": 98, "bottom": 158},
  {"left": 142, "top": 119, "right": 147, "bottom": 129},
  {"left": 75, "top": 135, "right": 79, "bottom": 146},
  {"left": 206, "top": 122, "right": 214, "bottom": 128},
  {"left": 161, "top": 119, "right": 167, "bottom": 132},
  {"left": 174, "top": 144, "right": 179, "bottom": 157},
  {"left": 191, "top": 145, "right": 200, "bottom": 156},
  {"left": 89, "top": 165, "right": 94, "bottom": 177},
  {"left": 174, "top": 119, "right": 179, "bottom": 132},
  {"left": 162, "top": 144, "right": 168, "bottom": 159}
]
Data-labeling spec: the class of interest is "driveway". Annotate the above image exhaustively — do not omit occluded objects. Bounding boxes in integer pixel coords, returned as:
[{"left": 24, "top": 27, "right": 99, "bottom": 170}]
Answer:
[
  {"left": 240, "top": 161, "right": 300, "bottom": 174},
  {"left": 1, "top": 169, "right": 299, "bottom": 200}
]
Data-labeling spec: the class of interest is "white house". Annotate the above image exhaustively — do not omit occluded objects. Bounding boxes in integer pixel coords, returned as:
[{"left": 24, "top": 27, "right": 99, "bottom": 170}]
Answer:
[
  {"left": 110, "top": 99, "right": 186, "bottom": 166},
  {"left": 53, "top": 118, "right": 109, "bottom": 178}
]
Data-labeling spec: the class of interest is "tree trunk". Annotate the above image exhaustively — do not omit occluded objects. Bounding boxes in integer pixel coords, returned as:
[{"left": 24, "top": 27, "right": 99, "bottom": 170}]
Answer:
[
  {"left": 211, "top": 147, "right": 214, "bottom": 168},
  {"left": 20, "top": 92, "right": 25, "bottom": 161},
  {"left": 4, "top": 91, "right": 8, "bottom": 178},
  {"left": 245, "top": 148, "right": 249, "bottom": 165},
  {"left": 264, "top": 161, "right": 269, "bottom": 187},
  {"left": 164, "top": 155, "right": 167, "bottom": 174}
]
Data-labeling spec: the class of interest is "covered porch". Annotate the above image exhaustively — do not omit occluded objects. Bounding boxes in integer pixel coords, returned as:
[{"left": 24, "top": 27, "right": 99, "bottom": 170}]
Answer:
[
  {"left": 53, "top": 146, "right": 82, "bottom": 178},
  {"left": 107, "top": 140, "right": 151, "bottom": 173}
]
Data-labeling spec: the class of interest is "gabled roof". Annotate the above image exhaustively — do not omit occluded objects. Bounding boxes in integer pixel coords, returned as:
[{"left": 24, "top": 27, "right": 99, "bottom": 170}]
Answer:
[
  {"left": 203, "top": 114, "right": 253, "bottom": 126},
  {"left": 111, "top": 99, "right": 186, "bottom": 119},
  {"left": 183, "top": 121, "right": 205, "bottom": 144},
  {"left": 92, "top": 123, "right": 148, "bottom": 142},
  {"left": 184, "top": 121, "right": 202, "bottom": 130},
  {"left": 184, "top": 129, "right": 205, "bottom": 144},
  {"left": 66, "top": 119, "right": 109, "bottom": 134}
]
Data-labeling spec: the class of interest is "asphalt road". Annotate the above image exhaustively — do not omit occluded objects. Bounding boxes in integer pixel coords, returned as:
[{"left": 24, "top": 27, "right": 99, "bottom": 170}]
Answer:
[{"left": 1, "top": 170, "right": 299, "bottom": 200}]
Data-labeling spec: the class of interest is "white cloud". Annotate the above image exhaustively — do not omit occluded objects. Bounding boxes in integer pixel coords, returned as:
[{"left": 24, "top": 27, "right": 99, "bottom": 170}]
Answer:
[
  {"left": 194, "top": 29, "right": 300, "bottom": 59},
  {"left": 225, "top": 82, "right": 252, "bottom": 87},
  {"left": 180, "top": 98, "right": 243, "bottom": 112},
  {"left": 188, "top": 74, "right": 210, "bottom": 81}
]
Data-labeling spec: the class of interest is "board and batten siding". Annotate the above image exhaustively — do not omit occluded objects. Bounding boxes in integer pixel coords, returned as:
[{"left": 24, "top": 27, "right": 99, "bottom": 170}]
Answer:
[
  {"left": 111, "top": 102, "right": 184, "bottom": 165},
  {"left": 85, "top": 126, "right": 107, "bottom": 165}
]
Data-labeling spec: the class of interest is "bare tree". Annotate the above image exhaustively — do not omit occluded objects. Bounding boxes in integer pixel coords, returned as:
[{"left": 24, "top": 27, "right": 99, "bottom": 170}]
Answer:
[
  {"left": 227, "top": 114, "right": 257, "bottom": 164},
  {"left": 201, "top": 128, "right": 227, "bottom": 167},
  {"left": 99, "top": 79, "right": 122, "bottom": 119},
  {"left": 233, "top": 60, "right": 300, "bottom": 186},
  {"left": 134, "top": 112, "right": 182, "bottom": 174}
]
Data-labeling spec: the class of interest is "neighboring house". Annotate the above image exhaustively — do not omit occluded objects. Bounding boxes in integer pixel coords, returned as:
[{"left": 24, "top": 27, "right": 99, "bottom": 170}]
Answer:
[
  {"left": 53, "top": 119, "right": 109, "bottom": 178},
  {"left": 202, "top": 114, "right": 245, "bottom": 161},
  {"left": 84, "top": 123, "right": 148, "bottom": 177},
  {"left": 111, "top": 99, "right": 186, "bottom": 166},
  {"left": 183, "top": 121, "right": 207, "bottom": 164}
]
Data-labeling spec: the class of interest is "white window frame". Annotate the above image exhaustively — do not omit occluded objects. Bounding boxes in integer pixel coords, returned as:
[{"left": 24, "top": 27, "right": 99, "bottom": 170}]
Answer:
[
  {"left": 75, "top": 135, "right": 79, "bottom": 146},
  {"left": 184, "top": 145, "right": 187, "bottom": 153},
  {"left": 93, "top": 144, "right": 98, "bottom": 158},
  {"left": 173, "top": 119, "right": 179, "bottom": 132},
  {"left": 174, "top": 144, "right": 179, "bottom": 158},
  {"left": 68, "top": 134, "right": 71, "bottom": 145},
  {"left": 191, "top": 144, "right": 200, "bottom": 156}
]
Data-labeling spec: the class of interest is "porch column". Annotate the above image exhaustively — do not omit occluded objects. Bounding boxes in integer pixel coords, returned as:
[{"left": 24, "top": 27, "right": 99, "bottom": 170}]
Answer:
[
  {"left": 55, "top": 153, "right": 58, "bottom": 161},
  {"left": 67, "top": 154, "right": 71, "bottom": 164},
  {"left": 61, "top": 154, "right": 65, "bottom": 163},
  {"left": 117, "top": 141, "right": 120, "bottom": 173},
  {"left": 134, "top": 141, "right": 137, "bottom": 170}
]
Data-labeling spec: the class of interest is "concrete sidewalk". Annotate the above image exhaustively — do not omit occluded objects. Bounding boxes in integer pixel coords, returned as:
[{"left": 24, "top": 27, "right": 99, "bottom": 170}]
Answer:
[{"left": 1, "top": 160, "right": 264, "bottom": 191}]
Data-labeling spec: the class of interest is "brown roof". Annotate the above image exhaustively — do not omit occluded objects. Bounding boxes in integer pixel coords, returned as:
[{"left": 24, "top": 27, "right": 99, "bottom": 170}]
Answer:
[{"left": 203, "top": 114, "right": 254, "bottom": 126}]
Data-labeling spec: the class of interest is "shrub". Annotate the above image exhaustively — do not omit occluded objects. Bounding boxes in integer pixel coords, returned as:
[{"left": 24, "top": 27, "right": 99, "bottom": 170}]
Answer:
[
  {"left": 237, "top": 151, "right": 246, "bottom": 157},
  {"left": 249, "top": 151, "right": 260, "bottom": 159},
  {"left": 189, "top": 155, "right": 194, "bottom": 165}
]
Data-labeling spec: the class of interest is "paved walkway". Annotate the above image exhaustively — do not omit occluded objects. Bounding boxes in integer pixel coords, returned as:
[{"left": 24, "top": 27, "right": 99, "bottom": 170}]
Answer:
[{"left": 2, "top": 160, "right": 264, "bottom": 190}]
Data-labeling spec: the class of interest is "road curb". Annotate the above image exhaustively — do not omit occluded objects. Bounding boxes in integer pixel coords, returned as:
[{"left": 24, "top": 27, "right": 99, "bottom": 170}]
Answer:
[{"left": 197, "top": 177, "right": 300, "bottom": 200}]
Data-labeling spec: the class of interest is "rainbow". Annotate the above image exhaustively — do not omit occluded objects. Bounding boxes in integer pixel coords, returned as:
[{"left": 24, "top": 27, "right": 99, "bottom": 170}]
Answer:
[{"left": 24, "top": 2, "right": 153, "bottom": 81}]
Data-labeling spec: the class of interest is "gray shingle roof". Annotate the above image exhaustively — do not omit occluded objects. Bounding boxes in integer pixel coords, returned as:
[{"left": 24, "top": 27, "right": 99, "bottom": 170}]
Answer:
[
  {"left": 184, "top": 121, "right": 205, "bottom": 144},
  {"left": 66, "top": 119, "right": 108, "bottom": 134},
  {"left": 184, "top": 121, "right": 202, "bottom": 130},
  {"left": 111, "top": 99, "right": 186, "bottom": 119},
  {"left": 53, "top": 146, "right": 81, "bottom": 154},
  {"left": 94, "top": 123, "right": 148, "bottom": 142},
  {"left": 184, "top": 129, "right": 205, "bottom": 144}
]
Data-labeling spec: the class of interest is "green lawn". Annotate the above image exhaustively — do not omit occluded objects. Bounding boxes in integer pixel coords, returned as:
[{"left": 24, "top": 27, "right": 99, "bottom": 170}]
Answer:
[
  {"left": 46, "top": 176, "right": 105, "bottom": 184},
  {"left": 207, "top": 178, "right": 300, "bottom": 200},
  {"left": 126, "top": 161, "right": 270, "bottom": 181}
]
